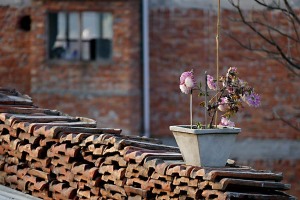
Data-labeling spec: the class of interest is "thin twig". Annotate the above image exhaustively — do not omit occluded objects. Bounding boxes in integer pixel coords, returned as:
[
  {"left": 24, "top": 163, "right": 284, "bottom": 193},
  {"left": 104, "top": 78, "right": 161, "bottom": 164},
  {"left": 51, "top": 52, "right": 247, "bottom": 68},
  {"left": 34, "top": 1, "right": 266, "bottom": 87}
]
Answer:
[{"left": 273, "top": 109, "right": 300, "bottom": 132}]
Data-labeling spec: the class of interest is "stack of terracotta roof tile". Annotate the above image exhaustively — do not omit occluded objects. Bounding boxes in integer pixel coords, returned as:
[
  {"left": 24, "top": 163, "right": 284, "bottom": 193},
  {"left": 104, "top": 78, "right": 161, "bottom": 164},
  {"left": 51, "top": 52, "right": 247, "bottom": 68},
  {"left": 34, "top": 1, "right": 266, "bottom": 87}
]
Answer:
[{"left": 0, "top": 88, "right": 296, "bottom": 200}]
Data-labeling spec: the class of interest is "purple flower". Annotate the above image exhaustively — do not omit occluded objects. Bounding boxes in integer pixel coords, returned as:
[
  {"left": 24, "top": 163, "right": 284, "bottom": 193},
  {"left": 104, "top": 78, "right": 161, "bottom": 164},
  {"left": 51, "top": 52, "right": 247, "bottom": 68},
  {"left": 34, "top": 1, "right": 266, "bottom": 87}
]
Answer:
[
  {"left": 218, "top": 97, "right": 229, "bottom": 112},
  {"left": 207, "top": 75, "right": 217, "bottom": 90},
  {"left": 245, "top": 92, "right": 261, "bottom": 107},
  {"left": 179, "top": 70, "right": 195, "bottom": 94},
  {"left": 219, "top": 117, "right": 235, "bottom": 127}
]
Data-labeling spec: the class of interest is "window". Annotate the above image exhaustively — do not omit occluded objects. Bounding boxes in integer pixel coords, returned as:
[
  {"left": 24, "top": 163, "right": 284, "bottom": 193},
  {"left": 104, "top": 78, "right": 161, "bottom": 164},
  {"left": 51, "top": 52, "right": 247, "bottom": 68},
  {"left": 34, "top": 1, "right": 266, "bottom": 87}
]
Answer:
[{"left": 48, "top": 11, "right": 113, "bottom": 61}]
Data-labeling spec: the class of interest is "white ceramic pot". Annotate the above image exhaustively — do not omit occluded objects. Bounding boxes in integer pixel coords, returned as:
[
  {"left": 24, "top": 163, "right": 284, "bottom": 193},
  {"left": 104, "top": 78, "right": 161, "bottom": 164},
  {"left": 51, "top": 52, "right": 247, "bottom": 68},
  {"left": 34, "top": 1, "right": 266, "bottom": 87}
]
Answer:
[{"left": 169, "top": 125, "right": 241, "bottom": 167}]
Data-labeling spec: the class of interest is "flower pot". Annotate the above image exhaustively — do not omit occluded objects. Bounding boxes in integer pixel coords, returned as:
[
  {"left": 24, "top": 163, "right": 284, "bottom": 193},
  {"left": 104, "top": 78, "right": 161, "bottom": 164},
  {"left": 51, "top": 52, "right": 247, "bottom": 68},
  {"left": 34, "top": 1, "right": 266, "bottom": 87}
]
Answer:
[{"left": 169, "top": 125, "right": 241, "bottom": 167}]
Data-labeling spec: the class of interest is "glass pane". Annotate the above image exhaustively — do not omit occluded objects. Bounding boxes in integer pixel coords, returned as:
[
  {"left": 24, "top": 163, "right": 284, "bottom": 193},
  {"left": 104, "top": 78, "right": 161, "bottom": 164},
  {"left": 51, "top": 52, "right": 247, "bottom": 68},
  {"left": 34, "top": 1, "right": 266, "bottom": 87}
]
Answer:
[
  {"left": 82, "top": 12, "right": 100, "bottom": 40},
  {"left": 57, "top": 12, "right": 66, "bottom": 39},
  {"left": 97, "top": 13, "right": 113, "bottom": 60},
  {"left": 102, "top": 13, "right": 113, "bottom": 39},
  {"left": 48, "top": 13, "right": 57, "bottom": 59},
  {"left": 65, "top": 41, "right": 80, "bottom": 60},
  {"left": 69, "top": 12, "right": 80, "bottom": 40},
  {"left": 97, "top": 38, "right": 112, "bottom": 59},
  {"left": 82, "top": 41, "right": 91, "bottom": 60},
  {"left": 49, "top": 12, "right": 67, "bottom": 59}
]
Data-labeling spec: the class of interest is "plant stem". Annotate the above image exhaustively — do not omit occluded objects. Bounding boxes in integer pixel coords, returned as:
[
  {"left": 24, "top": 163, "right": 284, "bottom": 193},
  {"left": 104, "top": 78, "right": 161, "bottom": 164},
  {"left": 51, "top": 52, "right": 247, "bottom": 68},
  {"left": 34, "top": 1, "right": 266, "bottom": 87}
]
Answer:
[
  {"left": 209, "top": 107, "right": 217, "bottom": 128},
  {"left": 215, "top": 0, "right": 221, "bottom": 127},
  {"left": 209, "top": 88, "right": 225, "bottom": 128},
  {"left": 205, "top": 72, "right": 208, "bottom": 129},
  {"left": 190, "top": 91, "right": 193, "bottom": 129}
]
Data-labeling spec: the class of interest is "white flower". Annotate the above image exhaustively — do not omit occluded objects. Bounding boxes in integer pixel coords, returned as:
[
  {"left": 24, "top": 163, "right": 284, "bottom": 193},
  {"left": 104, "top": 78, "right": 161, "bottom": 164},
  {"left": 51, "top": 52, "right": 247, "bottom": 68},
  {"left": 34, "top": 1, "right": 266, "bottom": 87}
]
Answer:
[
  {"left": 179, "top": 84, "right": 190, "bottom": 94},
  {"left": 185, "top": 77, "right": 195, "bottom": 88}
]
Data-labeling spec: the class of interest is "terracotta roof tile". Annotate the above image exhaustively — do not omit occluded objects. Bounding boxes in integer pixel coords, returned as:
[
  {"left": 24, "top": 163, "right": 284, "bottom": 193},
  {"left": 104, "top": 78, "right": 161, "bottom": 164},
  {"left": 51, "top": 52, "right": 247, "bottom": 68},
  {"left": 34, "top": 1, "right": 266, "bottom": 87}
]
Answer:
[{"left": 0, "top": 89, "right": 296, "bottom": 200}]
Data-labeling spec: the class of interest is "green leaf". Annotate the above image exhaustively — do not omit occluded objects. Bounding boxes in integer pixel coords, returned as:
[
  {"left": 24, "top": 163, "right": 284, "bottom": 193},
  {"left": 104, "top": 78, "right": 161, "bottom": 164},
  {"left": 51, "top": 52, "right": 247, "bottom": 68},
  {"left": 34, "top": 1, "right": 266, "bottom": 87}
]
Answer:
[
  {"left": 199, "top": 101, "right": 205, "bottom": 107},
  {"left": 196, "top": 122, "right": 203, "bottom": 129}
]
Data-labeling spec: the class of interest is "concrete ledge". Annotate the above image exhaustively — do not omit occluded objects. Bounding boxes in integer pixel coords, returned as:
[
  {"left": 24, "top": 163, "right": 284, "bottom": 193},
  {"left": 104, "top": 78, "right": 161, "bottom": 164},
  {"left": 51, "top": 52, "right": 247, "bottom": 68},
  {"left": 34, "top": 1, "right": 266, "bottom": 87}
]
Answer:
[
  {"left": 161, "top": 137, "right": 300, "bottom": 161},
  {"left": 232, "top": 138, "right": 300, "bottom": 161}
]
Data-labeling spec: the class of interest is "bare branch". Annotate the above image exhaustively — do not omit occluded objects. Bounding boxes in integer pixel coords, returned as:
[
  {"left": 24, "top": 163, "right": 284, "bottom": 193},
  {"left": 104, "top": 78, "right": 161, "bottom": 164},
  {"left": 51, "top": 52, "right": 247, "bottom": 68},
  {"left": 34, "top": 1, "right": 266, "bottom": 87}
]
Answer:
[
  {"left": 273, "top": 109, "right": 300, "bottom": 132},
  {"left": 251, "top": 20, "right": 299, "bottom": 43},
  {"left": 283, "top": 0, "right": 300, "bottom": 25},
  {"left": 291, "top": 17, "right": 300, "bottom": 41},
  {"left": 253, "top": 0, "right": 290, "bottom": 14},
  {"left": 228, "top": 0, "right": 300, "bottom": 74}
]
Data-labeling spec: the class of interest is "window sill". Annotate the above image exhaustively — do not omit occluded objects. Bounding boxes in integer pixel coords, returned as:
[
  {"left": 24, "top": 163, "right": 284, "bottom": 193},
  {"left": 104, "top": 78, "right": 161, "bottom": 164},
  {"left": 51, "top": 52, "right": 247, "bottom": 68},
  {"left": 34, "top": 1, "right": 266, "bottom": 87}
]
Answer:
[{"left": 46, "top": 59, "right": 114, "bottom": 68}]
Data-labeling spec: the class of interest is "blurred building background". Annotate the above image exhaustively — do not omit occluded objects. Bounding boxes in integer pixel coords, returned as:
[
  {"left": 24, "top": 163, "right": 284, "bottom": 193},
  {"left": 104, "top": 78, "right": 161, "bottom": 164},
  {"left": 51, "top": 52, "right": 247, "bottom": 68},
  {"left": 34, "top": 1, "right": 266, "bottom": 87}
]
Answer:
[{"left": 0, "top": 0, "right": 299, "bottom": 197}]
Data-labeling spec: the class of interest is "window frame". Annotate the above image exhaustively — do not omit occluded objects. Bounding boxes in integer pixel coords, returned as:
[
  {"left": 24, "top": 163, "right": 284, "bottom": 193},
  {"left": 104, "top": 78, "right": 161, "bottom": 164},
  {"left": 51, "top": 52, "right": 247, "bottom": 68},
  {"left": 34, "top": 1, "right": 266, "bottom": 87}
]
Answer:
[{"left": 46, "top": 10, "right": 113, "bottom": 64}]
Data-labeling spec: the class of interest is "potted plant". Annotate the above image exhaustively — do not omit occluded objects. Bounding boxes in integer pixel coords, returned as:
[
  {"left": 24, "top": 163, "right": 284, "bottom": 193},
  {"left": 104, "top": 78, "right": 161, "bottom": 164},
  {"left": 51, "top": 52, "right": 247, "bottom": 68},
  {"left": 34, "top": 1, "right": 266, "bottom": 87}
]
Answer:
[{"left": 170, "top": 67, "right": 260, "bottom": 167}]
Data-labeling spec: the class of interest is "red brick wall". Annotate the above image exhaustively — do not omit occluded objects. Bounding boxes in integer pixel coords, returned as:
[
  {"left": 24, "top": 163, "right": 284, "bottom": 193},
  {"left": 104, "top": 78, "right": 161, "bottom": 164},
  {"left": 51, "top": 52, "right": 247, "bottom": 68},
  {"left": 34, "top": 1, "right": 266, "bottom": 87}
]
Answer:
[
  {"left": 28, "top": 0, "right": 142, "bottom": 135},
  {"left": 149, "top": 7, "right": 300, "bottom": 198},
  {"left": 0, "top": 1, "right": 142, "bottom": 135},
  {"left": 0, "top": 6, "right": 31, "bottom": 94},
  {"left": 149, "top": 8, "right": 299, "bottom": 140},
  {"left": 0, "top": 3, "right": 298, "bottom": 138}
]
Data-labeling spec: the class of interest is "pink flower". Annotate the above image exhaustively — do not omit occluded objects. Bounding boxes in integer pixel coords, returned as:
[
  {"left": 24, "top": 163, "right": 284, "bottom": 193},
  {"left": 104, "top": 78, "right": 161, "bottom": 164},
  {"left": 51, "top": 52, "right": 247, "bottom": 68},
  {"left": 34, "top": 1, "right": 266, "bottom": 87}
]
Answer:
[
  {"left": 219, "top": 117, "right": 235, "bottom": 127},
  {"left": 218, "top": 97, "right": 229, "bottom": 112},
  {"left": 179, "top": 70, "right": 195, "bottom": 94},
  {"left": 207, "top": 75, "right": 217, "bottom": 90}
]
